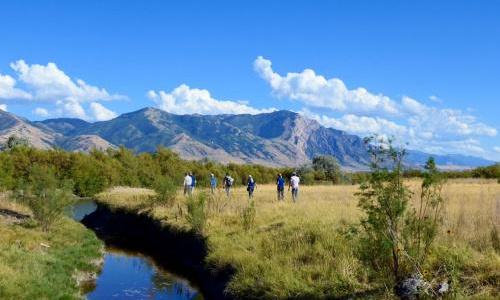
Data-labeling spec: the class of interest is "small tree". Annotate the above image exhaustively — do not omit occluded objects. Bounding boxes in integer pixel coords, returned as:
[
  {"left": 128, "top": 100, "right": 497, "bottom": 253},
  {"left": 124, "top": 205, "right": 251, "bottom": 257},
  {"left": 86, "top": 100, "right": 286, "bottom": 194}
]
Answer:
[
  {"left": 312, "top": 155, "right": 341, "bottom": 183},
  {"left": 13, "top": 164, "right": 75, "bottom": 231},
  {"left": 151, "top": 175, "right": 177, "bottom": 206},
  {"left": 356, "top": 136, "right": 445, "bottom": 292},
  {"left": 356, "top": 136, "right": 412, "bottom": 282}
]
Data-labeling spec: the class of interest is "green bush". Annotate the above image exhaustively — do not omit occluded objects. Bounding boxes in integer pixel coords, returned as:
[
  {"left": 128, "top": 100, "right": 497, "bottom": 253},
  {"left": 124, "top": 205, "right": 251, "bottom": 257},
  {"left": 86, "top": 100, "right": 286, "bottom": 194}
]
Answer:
[
  {"left": 312, "top": 155, "right": 341, "bottom": 183},
  {"left": 13, "top": 164, "right": 75, "bottom": 231},
  {"left": 403, "top": 158, "right": 445, "bottom": 270},
  {"left": 186, "top": 192, "right": 207, "bottom": 233},
  {"left": 355, "top": 136, "right": 445, "bottom": 290},
  {"left": 151, "top": 175, "right": 177, "bottom": 206}
]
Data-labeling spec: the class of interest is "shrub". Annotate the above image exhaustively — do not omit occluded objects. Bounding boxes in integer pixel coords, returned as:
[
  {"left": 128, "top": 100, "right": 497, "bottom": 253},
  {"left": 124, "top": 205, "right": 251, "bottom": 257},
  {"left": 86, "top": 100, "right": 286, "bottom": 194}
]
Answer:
[
  {"left": 403, "top": 158, "right": 445, "bottom": 270},
  {"left": 186, "top": 192, "right": 207, "bottom": 233},
  {"left": 312, "top": 155, "right": 341, "bottom": 183},
  {"left": 151, "top": 175, "right": 177, "bottom": 206},
  {"left": 355, "top": 136, "right": 445, "bottom": 294},
  {"left": 13, "top": 164, "right": 75, "bottom": 231}
]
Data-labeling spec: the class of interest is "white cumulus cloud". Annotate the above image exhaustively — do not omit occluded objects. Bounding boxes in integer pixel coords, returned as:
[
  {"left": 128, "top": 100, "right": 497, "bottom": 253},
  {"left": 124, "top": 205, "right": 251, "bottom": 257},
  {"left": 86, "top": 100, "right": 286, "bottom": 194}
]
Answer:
[
  {"left": 412, "top": 138, "right": 487, "bottom": 157},
  {"left": 9, "top": 60, "right": 122, "bottom": 102},
  {"left": 254, "top": 56, "right": 399, "bottom": 115},
  {"left": 0, "top": 73, "right": 32, "bottom": 99},
  {"left": 401, "top": 96, "right": 427, "bottom": 115},
  {"left": 147, "top": 84, "right": 276, "bottom": 115},
  {"left": 89, "top": 102, "right": 117, "bottom": 121},
  {"left": 300, "top": 109, "right": 408, "bottom": 137},
  {"left": 0, "top": 104, "right": 7, "bottom": 111},
  {"left": 33, "top": 107, "right": 50, "bottom": 117},
  {"left": 254, "top": 56, "right": 498, "bottom": 160},
  {"left": 429, "top": 95, "right": 443, "bottom": 103},
  {"left": 405, "top": 103, "right": 496, "bottom": 137},
  {"left": 254, "top": 57, "right": 497, "bottom": 140},
  {"left": 0, "top": 60, "right": 124, "bottom": 121}
]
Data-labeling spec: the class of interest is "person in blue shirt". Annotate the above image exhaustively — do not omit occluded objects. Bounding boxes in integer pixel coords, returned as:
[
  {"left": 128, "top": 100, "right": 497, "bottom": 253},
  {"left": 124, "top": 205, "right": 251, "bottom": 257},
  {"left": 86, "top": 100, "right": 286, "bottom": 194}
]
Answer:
[
  {"left": 190, "top": 172, "right": 196, "bottom": 194},
  {"left": 210, "top": 173, "right": 217, "bottom": 194},
  {"left": 247, "top": 175, "right": 257, "bottom": 199},
  {"left": 276, "top": 173, "right": 285, "bottom": 201}
]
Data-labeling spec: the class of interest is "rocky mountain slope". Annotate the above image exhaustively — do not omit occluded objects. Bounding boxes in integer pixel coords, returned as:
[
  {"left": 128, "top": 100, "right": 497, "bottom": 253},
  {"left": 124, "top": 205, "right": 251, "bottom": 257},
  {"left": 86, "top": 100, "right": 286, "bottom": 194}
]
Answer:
[
  {"left": 0, "top": 110, "right": 57, "bottom": 149},
  {"left": 0, "top": 108, "right": 495, "bottom": 169}
]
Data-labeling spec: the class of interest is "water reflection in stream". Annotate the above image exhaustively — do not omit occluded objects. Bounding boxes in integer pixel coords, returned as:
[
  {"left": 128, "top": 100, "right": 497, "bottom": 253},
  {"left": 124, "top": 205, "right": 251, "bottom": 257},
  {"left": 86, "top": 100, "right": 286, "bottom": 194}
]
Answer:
[
  {"left": 69, "top": 199, "right": 204, "bottom": 300},
  {"left": 86, "top": 248, "right": 203, "bottom": 300}
]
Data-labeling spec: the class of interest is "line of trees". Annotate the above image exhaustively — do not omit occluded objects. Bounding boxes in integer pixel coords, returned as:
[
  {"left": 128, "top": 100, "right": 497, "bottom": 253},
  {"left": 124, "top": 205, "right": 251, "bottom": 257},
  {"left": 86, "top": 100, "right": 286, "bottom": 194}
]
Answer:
[
  {"left": 0, "top": 142, "right": 295, "bottom": 197},
  {"left": 402, "top": 164, "right": 499, "bottom": 180}
]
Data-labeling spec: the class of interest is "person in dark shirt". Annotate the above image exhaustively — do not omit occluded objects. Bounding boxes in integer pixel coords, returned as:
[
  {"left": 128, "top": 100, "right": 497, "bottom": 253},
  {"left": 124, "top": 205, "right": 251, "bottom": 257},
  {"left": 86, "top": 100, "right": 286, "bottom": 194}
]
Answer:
[
  {"left": 276, "top": 173, "right": 285, "bottom": 201},
  {"left": 190, "top": 172, "right": 196, "bottom": 194},
  {"left": 223, "top": 173, "right": 233, "bottom": 197},
  {"left": 247, "top": 175, "right": 257, "bottom": 199}
]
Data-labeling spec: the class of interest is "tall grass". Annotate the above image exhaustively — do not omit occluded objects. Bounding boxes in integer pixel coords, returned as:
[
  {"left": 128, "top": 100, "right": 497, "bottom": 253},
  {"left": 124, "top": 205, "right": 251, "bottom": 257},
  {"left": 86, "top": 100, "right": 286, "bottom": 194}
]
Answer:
[
  {"left": 186, "top": 193, "right": 207, "bottom": 233},
  {"left": 95, "top": 179, "right": 500, "bottom": 299}
]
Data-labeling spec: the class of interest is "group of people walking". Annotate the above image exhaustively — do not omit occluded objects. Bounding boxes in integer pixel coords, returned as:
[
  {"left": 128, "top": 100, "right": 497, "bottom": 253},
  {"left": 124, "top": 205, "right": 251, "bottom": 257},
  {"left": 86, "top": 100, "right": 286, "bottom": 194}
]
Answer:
[
  {"left": 183, "top": 172, "right": 197, "bottom": 196},
  {"left": 184, "top": 172, "right": 300, "bottom": 202},
  {"left": 276, "top": 172, "right": 300, "bottom": 202}
]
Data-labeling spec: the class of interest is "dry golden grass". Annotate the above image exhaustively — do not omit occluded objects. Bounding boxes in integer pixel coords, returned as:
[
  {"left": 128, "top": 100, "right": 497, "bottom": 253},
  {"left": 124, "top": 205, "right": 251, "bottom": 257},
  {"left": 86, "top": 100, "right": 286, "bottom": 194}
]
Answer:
[
  {"left": 96, "top": 179, "right": 500, "bottom": 299},
  {"left": 94, "top": 186, "right": 155, "bottom": 211},
  {"left": 97, "top": 180, "right": 499, "bottom": 247},
  {"left": 0, "top": 192, "right": 31, "bottom": 217}
]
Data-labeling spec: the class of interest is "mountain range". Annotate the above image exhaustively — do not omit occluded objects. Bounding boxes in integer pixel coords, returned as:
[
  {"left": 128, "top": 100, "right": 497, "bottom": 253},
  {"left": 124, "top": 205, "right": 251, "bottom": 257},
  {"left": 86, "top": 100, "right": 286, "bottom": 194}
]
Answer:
[{"left": 0, "top": 108, "right": 495, "bottom": 170}]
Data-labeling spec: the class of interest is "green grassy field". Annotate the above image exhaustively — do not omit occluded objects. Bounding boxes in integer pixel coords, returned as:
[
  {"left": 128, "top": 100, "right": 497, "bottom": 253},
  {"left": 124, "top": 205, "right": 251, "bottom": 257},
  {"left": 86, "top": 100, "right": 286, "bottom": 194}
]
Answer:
[
  {"left": 96, "top": 180, "right": 500, "bottom": 299},
  {"left": 0, "top": 194, "right": 103, "bottom": 300}
]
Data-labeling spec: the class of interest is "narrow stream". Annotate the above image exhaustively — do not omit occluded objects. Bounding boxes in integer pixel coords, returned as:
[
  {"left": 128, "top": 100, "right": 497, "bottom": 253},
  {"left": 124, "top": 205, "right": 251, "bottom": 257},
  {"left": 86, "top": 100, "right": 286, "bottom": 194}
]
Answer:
[{"left": 70, "top": 199, "right": 204, "bottom": 300}]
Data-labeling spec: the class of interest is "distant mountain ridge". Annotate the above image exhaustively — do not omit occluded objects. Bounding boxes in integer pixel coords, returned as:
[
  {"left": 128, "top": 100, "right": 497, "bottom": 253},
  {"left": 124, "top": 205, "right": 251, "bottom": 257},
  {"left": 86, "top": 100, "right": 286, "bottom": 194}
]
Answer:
[{"left": 0, "top": 108, "right": 495, "bottom": 169}]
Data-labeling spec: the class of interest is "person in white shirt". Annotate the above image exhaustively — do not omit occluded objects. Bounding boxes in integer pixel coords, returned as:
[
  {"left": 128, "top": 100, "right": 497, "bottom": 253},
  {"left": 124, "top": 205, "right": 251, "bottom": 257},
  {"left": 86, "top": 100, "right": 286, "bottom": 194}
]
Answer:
[
  {"left": 289, "top": 172, "right": 300, "bottom": 202},
  {"left": 183, "top": 172, "right": 193, "bottom": 196}
]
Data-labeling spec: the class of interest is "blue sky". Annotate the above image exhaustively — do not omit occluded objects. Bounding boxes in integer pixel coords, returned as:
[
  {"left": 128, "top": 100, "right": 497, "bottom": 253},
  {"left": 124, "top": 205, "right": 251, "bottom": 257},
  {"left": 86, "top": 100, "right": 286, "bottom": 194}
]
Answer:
[{"left": 0, "top": 0, "right": 498, "bottom": 160}]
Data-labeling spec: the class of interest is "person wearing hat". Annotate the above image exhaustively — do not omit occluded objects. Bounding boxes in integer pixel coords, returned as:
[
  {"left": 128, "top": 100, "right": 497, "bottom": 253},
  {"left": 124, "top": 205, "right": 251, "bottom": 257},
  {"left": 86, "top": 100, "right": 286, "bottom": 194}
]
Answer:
[
  {"left": 246, "top": 175, "right": 257, "bottom": 199},
  {"left": 288, "top": 172, "right": 300, "bottom": 202},
  {"left": 210, "top": 173, "right": 217, "bottom": 194}
]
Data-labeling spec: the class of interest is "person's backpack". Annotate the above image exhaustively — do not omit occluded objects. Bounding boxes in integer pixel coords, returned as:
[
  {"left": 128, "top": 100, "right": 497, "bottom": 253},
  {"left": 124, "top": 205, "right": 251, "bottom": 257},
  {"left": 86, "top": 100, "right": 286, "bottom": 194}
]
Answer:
[{"left": 228, "top": 176, "right": 234, "bottom": 186}]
